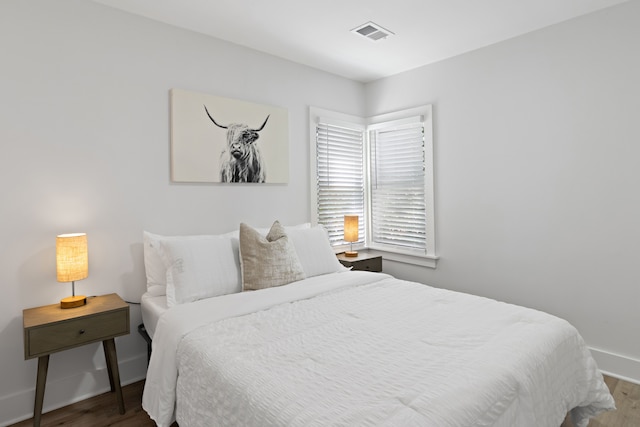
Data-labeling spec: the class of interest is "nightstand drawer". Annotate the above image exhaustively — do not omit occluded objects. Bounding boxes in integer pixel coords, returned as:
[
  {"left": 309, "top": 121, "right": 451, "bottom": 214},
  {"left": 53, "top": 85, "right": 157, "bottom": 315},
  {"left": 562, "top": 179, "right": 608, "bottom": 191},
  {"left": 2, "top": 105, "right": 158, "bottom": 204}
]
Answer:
[{"left": 26, "top": 310, "right": 128, "bottom": 358}]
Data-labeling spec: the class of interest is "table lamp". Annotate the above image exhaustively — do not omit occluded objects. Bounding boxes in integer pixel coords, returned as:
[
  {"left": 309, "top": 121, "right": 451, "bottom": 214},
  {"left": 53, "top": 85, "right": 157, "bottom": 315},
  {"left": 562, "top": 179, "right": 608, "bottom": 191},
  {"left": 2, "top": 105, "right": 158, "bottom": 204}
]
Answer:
[
  {"left": 344, "top": 215, "right": 359, "bottom": 257},
  {"left": 56, "top": 233, "right": 88, "bottom": 308}
]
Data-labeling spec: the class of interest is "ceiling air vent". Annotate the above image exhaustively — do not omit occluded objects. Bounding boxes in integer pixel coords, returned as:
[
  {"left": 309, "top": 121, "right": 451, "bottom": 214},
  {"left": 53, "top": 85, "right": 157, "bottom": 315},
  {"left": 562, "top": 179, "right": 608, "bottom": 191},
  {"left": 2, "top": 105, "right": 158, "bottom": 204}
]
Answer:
[{"left": 351, "top": 21, "right": 394, "bottom": 42}]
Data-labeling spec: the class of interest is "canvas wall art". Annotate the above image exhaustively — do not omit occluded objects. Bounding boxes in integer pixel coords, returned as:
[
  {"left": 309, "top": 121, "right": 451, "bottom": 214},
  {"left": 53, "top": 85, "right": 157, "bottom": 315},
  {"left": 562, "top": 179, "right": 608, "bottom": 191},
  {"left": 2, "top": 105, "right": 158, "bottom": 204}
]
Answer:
[{"left": 170, "top": 89, "right": 289, "bottom": 183}]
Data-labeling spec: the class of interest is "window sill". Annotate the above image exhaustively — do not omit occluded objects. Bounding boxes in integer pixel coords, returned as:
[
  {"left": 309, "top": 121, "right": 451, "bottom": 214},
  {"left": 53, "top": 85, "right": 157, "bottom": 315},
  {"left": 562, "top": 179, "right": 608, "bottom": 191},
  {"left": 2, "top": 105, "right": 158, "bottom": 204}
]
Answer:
[{"left": 369, "top": 249, "right": 439, "bottom": 269}]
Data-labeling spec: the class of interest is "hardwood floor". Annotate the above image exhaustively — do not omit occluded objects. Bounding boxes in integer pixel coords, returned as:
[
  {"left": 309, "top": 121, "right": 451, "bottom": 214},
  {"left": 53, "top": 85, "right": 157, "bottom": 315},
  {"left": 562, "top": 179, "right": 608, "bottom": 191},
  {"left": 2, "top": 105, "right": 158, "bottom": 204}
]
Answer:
[
  {"left": 562, "top": 375, "right": 640, "bottom": 427},
  {"left": 9, "top": 381, "right": 170, "bottom": 427},
  {"left": 10, "top": 375, "right": 639, "bottom": 427}
]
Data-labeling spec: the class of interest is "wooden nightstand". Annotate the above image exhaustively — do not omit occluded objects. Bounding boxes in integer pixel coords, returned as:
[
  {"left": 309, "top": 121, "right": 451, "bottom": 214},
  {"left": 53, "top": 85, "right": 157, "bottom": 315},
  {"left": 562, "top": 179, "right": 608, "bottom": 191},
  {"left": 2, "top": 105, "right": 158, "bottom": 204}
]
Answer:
[
  {"left": 337, "top": 252, "right": 382, "bottom": 272},
  {"left": 23, "top": 293, "right": 130, "bottom": 427}
]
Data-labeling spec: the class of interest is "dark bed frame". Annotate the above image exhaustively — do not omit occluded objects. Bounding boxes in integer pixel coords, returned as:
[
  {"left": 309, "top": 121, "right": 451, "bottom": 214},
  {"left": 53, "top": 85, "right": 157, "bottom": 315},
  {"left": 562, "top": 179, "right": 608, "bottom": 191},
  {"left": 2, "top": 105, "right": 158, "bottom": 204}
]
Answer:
[{"left": 138, "top": 323, "right": 152, "bottom": 363}]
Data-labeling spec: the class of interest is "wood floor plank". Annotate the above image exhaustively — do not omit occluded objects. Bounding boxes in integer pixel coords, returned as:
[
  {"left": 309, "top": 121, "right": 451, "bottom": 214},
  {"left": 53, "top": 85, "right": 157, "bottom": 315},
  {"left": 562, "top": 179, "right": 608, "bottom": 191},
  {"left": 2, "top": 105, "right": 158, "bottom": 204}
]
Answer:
[
  {"left": 593, "top": 377, "right": 640, "bottom": 427},
  {"left": 10, "top": 375, "right": 639, "bottom": 426},
  {"left": 9, "top": 381, "right": 166, "bottom": 427},
  {"left": 562, "top": 375, "right": 640, "bottom": 427}
]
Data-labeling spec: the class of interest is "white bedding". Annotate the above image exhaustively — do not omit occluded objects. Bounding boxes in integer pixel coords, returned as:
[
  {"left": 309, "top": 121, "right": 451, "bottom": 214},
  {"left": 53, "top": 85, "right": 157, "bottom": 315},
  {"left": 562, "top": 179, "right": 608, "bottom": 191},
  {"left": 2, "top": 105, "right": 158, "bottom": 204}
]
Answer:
[
  {"left": 143, "top": 271, "right": 614, "bottom": 427},
  {"left": 140, "top": 292, "right": 169, "bottom": 339}
]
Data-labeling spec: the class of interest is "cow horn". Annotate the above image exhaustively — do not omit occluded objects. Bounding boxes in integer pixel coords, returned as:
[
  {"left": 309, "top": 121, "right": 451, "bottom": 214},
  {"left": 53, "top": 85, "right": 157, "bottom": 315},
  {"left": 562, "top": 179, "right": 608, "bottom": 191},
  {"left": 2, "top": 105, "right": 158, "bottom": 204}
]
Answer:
[
  {"left": 253, "top": 115, "right": 270, "bottom": 132},
  {"left": 204, "top": 105, "right": 227, "bottom": 129}
]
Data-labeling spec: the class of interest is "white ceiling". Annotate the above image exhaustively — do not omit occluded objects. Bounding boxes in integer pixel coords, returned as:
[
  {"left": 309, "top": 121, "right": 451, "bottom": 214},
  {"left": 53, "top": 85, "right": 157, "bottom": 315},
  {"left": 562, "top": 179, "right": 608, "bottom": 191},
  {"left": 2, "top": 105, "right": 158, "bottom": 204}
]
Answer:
[{"left": 92, "top": 0, "right": 627, "bottom": 83}]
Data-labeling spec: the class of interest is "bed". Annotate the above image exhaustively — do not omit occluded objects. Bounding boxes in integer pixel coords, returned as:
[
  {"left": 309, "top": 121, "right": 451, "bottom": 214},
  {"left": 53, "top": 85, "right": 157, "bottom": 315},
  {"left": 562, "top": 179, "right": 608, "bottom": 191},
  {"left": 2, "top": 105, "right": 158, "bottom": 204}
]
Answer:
[{"left": 140, "top": 222, "right": 615, "bottom": 427}]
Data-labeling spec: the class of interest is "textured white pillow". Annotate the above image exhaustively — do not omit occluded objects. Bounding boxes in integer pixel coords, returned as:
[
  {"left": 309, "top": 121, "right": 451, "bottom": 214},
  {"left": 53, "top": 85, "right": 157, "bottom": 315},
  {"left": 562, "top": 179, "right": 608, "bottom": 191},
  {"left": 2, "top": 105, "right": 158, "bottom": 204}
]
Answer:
[
  {"left": 239, "top": 221, "right": 306, "bottom": 291},
  {"left": 288, "top": 225, "right": 349, "bottom": 277},
  {"left": 159, "top": 235, "right": 241, "bottom": 307},
  {"left": 144, "top": 232, "right": 208, "bottom": 296}
]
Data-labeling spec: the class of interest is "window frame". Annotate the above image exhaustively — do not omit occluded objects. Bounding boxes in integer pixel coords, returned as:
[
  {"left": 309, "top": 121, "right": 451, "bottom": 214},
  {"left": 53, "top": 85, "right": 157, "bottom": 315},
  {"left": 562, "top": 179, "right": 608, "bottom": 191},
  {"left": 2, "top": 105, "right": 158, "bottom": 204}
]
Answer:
[{"left": 309, "top": 105, "right": 437, "bottom": 268}]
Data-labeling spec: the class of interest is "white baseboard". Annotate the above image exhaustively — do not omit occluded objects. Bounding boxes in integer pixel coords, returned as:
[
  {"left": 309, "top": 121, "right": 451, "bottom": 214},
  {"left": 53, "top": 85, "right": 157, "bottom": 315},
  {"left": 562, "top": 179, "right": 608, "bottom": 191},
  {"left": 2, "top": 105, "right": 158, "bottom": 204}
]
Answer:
[
  {"left": 0, "top": 353, "right": 147, "bottom": 427},
  {"left": 589, "top": 347, "right": 640, "bottom": 385}
]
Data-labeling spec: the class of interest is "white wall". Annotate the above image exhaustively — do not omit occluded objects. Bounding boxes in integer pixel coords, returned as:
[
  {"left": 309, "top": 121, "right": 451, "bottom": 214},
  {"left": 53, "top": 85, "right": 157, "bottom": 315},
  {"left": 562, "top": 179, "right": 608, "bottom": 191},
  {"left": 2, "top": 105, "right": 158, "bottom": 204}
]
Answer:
[
  {"left": 2, "top": 0, "right": 639, "bottom": 424},
  {"left": 0, "top": 1, "right": 364, "bottom": 424},
  {"left": 366, "top": 1, "right": 640, "bottom": 382}
]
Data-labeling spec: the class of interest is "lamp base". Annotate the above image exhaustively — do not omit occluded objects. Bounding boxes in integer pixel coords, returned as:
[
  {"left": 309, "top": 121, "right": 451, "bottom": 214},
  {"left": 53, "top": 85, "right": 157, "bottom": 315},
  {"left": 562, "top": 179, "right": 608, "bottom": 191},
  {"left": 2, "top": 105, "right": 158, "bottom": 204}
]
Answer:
[
  {"left": 60, "top": 295, "right": 87, "bottom": 309},
  {"left": 344, "top": 250, "right": 358, "bottom": 258}
]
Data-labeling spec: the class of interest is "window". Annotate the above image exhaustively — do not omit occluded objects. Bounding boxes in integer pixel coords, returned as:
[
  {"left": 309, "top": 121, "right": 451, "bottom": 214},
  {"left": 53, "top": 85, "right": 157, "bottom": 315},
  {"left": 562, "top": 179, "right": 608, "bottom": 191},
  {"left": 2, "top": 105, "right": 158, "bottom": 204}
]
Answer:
[
  {"left": 310, "top": 106, "right": 436, "bottom": 267},
  {"left": 369, "top": 120, "right": 427, "bottom": 251},
  {"left": 315, "top": 121, "right": 365, "bottom": 245}
]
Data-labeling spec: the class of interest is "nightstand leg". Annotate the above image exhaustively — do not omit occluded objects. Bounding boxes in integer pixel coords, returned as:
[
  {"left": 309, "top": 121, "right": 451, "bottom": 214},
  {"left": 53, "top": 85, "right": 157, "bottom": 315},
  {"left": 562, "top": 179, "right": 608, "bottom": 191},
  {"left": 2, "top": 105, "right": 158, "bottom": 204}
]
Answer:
[
  {"left": 33, "top": 354, "right": 49, "bottom": 427},
  {"left": 103, "top": 338, "right": 125, "bottom": 414},
  {"left": 103, "top": 342, "right": 115, "bottom": 392}
]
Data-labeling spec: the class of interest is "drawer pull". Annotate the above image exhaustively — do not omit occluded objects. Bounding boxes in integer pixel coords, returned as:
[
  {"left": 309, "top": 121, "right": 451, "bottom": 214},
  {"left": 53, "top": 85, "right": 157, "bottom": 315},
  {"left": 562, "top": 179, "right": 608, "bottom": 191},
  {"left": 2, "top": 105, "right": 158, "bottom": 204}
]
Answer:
[{"left": 79, "top": 329, "right": 86, "bottom": 335}]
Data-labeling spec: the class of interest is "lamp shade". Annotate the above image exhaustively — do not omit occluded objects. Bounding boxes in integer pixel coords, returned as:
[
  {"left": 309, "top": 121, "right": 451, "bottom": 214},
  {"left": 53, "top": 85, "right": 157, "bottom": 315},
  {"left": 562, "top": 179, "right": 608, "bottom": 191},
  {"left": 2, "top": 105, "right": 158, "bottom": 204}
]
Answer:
[
  {"left": 56, "top": 233, "right": 88, "bottom": 282},
  {"left": 344, "top": 215, "right": 359, "bottom": 243}
]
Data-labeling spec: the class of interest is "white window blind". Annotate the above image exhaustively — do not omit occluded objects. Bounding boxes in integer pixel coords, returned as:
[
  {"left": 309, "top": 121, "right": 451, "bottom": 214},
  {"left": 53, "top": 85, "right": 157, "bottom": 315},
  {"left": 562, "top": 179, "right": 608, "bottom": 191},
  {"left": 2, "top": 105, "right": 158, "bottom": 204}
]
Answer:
[
  {"left": 316, "top": 122, "right": 365, "bottom": 245},
  {"left": 369, "top": 121, "right": 427, "bottom": 251}
]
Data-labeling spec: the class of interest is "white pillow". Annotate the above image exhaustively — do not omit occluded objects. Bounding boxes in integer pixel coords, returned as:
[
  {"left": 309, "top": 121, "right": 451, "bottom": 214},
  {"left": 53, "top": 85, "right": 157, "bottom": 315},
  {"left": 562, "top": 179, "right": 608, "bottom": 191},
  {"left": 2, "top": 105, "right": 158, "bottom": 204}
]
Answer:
[
  {"left": 159, "top": 235, "right": 241, "bottom": 307},
  {"left": 143, "top": 231, "right": 227, "bottom": 296},
  {"left": 288, "top": 225, "right": 349, "bottom": 277}
]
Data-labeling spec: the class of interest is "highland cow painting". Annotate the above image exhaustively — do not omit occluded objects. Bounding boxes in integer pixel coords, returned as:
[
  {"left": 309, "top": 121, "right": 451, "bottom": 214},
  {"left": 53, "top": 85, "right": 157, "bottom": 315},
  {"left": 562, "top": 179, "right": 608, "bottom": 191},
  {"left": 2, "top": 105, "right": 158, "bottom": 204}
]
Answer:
[{"left": 170, "top": 89, "right": 289, "bottom": 183}]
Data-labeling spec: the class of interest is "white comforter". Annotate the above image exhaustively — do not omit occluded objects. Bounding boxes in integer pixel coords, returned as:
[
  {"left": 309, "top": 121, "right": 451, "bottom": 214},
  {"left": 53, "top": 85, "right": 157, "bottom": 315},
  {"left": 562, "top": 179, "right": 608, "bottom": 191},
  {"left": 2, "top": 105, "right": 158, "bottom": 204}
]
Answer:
[{"left": 143, "top": 271, "right": 614, "bottom": 427}]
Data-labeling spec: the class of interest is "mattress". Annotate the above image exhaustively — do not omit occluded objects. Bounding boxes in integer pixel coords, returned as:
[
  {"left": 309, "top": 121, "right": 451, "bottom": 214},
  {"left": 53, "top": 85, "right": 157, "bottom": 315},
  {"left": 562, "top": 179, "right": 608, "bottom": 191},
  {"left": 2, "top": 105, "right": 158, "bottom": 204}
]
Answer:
[
  {"left": 143, "top": 271, "right": 614, "bottom": 427},
  {"left": 140, "top": 292, "right": 169, "bottom": 339}
]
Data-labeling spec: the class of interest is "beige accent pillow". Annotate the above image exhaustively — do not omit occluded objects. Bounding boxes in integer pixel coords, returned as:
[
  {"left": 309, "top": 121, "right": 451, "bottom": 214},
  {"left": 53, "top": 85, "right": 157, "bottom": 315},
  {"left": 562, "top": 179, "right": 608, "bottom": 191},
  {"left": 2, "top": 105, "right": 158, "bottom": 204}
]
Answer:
[{"left": 239, "top": 221, "right": 306, "bottom": 291}]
